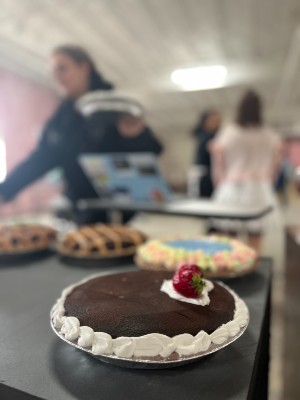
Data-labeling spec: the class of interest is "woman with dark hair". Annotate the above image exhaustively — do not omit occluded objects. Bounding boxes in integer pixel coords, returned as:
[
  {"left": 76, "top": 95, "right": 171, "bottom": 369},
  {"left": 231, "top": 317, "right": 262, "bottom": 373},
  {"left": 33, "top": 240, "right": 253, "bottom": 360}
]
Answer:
[
  {"left": 192, "top": 109, "right": 221, "bottom": 197},
  {"left": 210, "top": 90, "right": 282, "bottom": 250},
  {"left": 0, "top": 45, "right": 163, "bottom": 223}
]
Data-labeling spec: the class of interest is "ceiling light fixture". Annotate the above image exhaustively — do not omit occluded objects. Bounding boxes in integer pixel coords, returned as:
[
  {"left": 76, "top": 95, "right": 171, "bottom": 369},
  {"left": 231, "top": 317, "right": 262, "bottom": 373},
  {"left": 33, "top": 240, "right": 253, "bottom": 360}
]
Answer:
[{"left": 171, "top": 65, "right": 228, "bottom": 91}]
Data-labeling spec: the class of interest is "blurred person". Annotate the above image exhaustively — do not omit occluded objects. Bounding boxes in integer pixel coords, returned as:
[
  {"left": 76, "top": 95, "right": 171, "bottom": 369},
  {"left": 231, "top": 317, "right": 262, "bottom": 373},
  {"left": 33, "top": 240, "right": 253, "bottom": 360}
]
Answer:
[
  {"left": 210, "top": 90, "right": 282, "bottom": 251},
  {"left": 0, "top": 45, "right": 163, "bottom": 223},
  {"left": 100, "top": 114, "right": 162, "bottom": 153},
  {"left": 191, "top": 109, "right": 222, "bottom": 197},
  {"left": 275, "top": 160, "right": 288, "bottom": 205}
]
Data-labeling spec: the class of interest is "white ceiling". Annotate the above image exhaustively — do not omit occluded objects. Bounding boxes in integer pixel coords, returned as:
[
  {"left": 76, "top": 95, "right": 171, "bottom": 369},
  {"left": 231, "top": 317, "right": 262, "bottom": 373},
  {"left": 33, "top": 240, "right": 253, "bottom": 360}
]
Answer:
[{"left": 1, "top": 0, "right": 300, "bottom": 135}]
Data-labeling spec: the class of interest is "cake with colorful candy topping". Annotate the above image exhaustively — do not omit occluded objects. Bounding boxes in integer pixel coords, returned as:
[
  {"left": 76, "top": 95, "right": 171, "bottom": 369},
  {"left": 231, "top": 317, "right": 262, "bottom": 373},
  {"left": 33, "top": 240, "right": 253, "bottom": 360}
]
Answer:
[{"left": 135, "top": 235, "right": 257, "bottom": 277}]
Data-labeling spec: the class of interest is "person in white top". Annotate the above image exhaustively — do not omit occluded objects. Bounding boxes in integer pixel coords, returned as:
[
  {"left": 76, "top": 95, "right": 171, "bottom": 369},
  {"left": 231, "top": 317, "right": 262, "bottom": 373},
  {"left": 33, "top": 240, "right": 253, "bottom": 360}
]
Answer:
[{"left": 210, "top": 90, "right": 282, "bottom": 251}]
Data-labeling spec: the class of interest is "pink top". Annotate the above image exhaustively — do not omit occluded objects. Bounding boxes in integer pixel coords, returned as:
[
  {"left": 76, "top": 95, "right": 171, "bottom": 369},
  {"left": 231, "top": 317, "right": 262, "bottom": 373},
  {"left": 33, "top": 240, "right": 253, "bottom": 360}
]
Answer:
[{"left": 211, "top": 124, "right": 282, "bottom": 183}]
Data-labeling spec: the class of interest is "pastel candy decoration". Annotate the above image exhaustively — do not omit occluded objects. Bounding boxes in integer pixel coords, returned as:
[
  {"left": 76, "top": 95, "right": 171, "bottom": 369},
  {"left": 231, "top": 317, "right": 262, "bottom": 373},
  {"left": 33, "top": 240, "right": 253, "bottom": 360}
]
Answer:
[{"left": 137, "top": 235, "right": 256, "bottom": 274}]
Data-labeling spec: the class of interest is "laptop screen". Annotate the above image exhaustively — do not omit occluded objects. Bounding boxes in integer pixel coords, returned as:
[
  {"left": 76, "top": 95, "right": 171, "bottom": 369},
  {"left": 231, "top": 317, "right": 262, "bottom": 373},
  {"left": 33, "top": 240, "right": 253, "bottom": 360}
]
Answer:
[{"left": 79, "top": 153, "right": 171, "bottom": 203}]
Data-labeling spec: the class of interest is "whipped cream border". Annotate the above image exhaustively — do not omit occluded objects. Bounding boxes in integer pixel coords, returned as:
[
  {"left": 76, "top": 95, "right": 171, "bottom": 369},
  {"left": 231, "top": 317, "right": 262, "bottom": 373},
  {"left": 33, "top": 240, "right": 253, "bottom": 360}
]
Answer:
[{"left": 51, "top": 272, "right": 249, "bottom": 359}]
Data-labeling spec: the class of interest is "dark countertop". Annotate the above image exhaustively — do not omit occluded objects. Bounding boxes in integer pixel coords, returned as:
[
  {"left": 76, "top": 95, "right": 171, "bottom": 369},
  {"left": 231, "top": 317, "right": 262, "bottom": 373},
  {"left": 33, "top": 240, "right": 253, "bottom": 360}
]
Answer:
[
  {"left": 0, "top": 255, "right": 271, "bottom": 400},
  {"left": 283, "top": 229, "right": 300, "bottom": 400}
]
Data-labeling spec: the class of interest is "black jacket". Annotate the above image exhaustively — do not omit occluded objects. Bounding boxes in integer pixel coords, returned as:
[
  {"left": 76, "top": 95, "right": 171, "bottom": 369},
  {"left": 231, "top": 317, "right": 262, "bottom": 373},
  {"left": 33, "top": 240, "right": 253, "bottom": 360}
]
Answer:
[
  {"left": 0, "top": 100, "right": 163, "bottom": 205},
  {"left": 194, "top": 130, "right": 216, "bottom": 168},
  {"left": 194, "top": 130, "right": 216, "bottom": 198}
]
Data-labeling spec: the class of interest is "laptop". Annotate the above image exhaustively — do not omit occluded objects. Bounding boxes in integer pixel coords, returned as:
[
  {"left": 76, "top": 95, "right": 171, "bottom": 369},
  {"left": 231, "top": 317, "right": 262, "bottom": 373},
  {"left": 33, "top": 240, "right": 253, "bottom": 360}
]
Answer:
[{"left": 79, "top": 153, "right": 172, "bottom": 203}]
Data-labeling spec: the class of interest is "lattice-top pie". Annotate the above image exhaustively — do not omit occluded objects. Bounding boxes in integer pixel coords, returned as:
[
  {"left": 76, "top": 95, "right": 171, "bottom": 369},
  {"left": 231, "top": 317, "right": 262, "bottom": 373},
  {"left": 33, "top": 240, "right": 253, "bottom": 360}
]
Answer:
[
  {"left": 0, "top": 224, "right": 57, "bottom": 254},
  {"left": 59, "top": 224, "right": 147, "bottom": 258}
]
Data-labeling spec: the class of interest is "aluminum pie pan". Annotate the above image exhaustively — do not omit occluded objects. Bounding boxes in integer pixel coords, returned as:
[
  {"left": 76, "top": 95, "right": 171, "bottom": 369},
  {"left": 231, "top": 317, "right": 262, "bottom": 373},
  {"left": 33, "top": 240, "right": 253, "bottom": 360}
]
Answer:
[
  {"left": 58, "top": 249, "right": 136, "bottom": 268},
  {"left": 50, "top": 278, "right": 249, "bottom": 369},
  {"left": 51, "top": 319, "right": 248, "bottom": 369},
  {"left": 59, "top": 255, "right": 135, "bottom": 268},
  {"left": 0, "top": 247, "right": 55, "bottom": 265},
  {"left": 58, "top": 246, "right": 138, "bottom": 260}
]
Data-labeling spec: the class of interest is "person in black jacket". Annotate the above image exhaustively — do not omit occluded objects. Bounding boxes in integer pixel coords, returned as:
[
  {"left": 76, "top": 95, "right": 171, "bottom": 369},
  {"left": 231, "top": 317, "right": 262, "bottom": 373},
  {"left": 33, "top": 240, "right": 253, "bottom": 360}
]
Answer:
[
  {"left": 192, "top": 109, "right": 221, "bottom": 198},
  {"left": 0, "top": 45, "right": 163, "bottom": 223}
]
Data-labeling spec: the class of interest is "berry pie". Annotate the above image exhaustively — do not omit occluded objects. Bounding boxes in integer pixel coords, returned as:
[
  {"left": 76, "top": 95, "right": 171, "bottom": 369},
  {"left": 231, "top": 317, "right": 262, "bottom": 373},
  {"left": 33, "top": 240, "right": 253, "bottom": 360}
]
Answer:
[
  {"left": 0, "top": 224, "right": 56, "bottom": 254},
  {"left": 59, "top": 224, "right": 147, "bottom": 259}
]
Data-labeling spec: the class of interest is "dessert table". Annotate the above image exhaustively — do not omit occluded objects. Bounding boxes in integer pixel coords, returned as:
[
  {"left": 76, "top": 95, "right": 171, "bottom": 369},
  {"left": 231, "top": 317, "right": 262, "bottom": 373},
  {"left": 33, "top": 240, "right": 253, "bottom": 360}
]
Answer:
[
  {"left": 282, "top": 228, "right": 300, "bottom": 399},
  {"left": 0, "top": 255, "right": 271, "bottom": 400}
]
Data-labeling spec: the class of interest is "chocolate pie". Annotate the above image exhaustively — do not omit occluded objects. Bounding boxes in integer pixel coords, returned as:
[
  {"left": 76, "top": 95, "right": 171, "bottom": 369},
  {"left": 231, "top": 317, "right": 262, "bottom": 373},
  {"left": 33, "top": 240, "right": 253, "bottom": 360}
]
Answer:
[
  {"left": 0, "top": 224, "right": 56, "bottom": 254},
  {"left": 59, "top": 224, "right": 147, "bottom": 258},
  {"left": 51, "top": 270, "right": 249, "bottom": 360}
]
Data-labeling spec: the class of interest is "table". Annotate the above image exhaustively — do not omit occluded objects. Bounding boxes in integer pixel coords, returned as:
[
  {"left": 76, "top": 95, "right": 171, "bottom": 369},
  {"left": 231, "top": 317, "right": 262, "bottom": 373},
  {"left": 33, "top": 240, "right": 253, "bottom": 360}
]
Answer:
[
  {"left": 78, "top": 198, "right": 272, "bottom": 220},
  {"left": 282, "top": 228, "right": 300, "bottom": 400},
  {"left": 0, "top": 255, "right": 271, "bottom": 400}
]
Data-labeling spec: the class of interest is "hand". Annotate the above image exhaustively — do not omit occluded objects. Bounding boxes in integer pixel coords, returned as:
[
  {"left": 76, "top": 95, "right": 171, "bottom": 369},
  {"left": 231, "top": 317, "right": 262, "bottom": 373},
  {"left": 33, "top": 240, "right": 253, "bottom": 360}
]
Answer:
[
  {"left": 117, "top": 115, "right": 145, "bottom": 138},
  {"left": 150, "top": 189, "right": 165, "bottom": 203}
]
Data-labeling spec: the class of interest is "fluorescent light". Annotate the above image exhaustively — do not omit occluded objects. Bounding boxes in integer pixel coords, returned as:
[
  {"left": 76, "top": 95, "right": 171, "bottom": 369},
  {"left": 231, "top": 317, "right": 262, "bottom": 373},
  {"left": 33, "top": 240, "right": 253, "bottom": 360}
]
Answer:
[{"left": 171, "top": 65, "right": 227, "bottom": 91}]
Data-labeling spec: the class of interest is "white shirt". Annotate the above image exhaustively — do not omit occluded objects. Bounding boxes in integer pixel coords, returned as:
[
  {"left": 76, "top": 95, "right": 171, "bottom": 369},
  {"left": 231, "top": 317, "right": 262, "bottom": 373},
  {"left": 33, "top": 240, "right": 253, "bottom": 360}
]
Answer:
[{"left": 211, "top": 124, "right": 281, "bottom": 183}]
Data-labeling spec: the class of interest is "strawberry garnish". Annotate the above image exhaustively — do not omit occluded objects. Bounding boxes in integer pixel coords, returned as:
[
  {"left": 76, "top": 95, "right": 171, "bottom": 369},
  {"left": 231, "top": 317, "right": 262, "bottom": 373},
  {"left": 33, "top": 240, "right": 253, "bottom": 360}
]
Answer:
[{"left": 172, "top": 264, "right": 205, "bottom": 298}]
